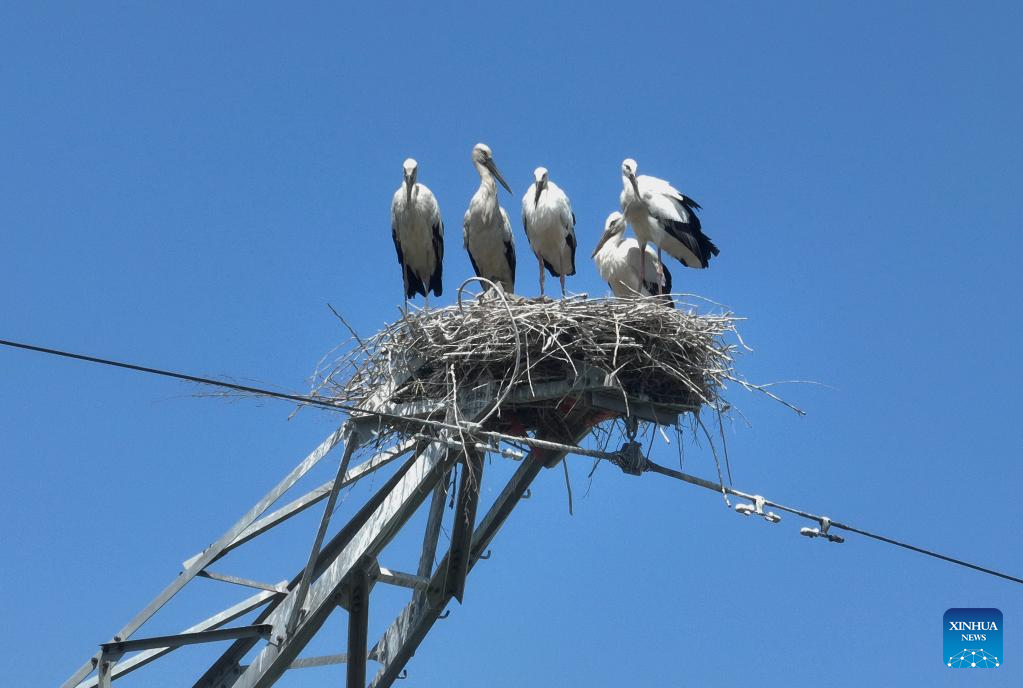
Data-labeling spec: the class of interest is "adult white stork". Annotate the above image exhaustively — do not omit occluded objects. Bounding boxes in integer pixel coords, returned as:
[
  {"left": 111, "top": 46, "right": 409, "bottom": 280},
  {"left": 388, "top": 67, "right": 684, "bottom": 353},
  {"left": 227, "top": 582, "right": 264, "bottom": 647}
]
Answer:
[
  {"left": 463, "top": 143, "right": 515, "bottom": 293},
  {"left": 619, "top": 158, "right": 719, "bottom": 286},
  {"left": 391, "top": 158, "right": 443, "bottom": 309},
  {"left": 521, "top": 167, "right": 576, "bottom": 298},
  {"left": 592, "top": 211, "right": 673, "bottom": 302}
]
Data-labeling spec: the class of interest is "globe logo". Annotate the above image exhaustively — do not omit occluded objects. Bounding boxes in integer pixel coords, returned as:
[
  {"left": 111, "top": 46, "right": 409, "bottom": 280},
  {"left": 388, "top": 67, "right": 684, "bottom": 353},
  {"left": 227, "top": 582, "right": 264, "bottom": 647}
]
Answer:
[{"left": 948, "top": 649, "right": 999, "bottom": 668}]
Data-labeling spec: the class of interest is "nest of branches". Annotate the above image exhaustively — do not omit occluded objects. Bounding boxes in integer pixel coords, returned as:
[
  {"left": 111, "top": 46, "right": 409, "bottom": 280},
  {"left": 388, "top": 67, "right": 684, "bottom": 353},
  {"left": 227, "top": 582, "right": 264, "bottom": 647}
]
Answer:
[{"left": 314, "top": 291, "right": 754, "bottom": 434}]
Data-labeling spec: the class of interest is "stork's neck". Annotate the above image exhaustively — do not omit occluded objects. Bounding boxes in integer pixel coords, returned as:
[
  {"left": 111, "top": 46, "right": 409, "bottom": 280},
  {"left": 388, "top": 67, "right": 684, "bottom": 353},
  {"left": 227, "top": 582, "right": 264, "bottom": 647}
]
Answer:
[
  {"left": 621, "top": 175, "right": 634, "bottom": 198},
  {"left": 475, "top": 160, "right": 498, "bottom": 188},
  {"left": 402, "top": 181, "right": 418, "bottom": 212},
  {"left": 473, "top": 167, "right": 498, "bottom": 213}
]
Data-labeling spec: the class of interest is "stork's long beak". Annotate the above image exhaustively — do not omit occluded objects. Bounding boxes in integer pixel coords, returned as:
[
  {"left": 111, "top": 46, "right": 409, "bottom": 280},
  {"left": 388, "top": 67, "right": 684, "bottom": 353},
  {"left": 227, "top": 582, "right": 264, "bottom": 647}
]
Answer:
[
  {"left": 533, "top": 180, "right": 544, "bottom": 208},
  {"left": 591, "top": 227, "right": 615, "bottom": 258},
  {"left": 628, "top": 173, "right": 640, "bottom": 197},
  {"left": 487, "top": 160, "right": 512, "bottom": 193},
  {"left": 404, "top": 176, "right": 413, "bottom": 205}
]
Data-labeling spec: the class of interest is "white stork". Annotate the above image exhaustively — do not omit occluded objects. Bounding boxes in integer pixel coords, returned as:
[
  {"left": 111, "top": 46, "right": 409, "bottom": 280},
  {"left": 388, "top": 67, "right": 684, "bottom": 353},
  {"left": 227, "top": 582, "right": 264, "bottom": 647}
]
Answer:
[
  {"left": 619, "top": 158, "right": 719, "bottom": 286},
  {"left": 521, "top": 167, "right": 576, "bottom": 298},
  {"left": 391, "top": 158, "right": 443, "bottom": 309},
  {"left": 463, "top": 143, "right": 515, "bottom": 293},
  {"left": 592, "top": 211, "right": 673, "bottom": 302}
]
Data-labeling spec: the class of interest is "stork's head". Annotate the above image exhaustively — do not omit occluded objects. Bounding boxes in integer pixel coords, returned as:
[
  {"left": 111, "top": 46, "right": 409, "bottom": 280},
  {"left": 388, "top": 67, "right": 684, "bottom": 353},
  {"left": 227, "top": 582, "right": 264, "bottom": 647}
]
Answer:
[
  {"left": 592, "top": 211, "right": 626, "bottom": 258},
  {"left": 621, "top": 158, "right": 640, "bottom": 197},
  {"left": 471, "top": 143, "right": 492, "bottom": 165},
  {"left": 403, "top": 158, "right": 418, "bottom": 185},
  {"left": 532, "top": 167, "right": 549, "bottom": 207},
  {"left": 471, "top": 143, "right": 511, "bottom": 193},
  {"left": 403, "top": 158, "right": 418, "bottom": 203}
]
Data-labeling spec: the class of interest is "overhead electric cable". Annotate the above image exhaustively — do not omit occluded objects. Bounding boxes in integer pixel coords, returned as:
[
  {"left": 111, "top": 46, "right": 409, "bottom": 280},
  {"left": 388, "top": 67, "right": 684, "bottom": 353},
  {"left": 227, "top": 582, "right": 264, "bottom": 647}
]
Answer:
[{"left": 2, "top": 336, "right": 1020, "bottom": 586}]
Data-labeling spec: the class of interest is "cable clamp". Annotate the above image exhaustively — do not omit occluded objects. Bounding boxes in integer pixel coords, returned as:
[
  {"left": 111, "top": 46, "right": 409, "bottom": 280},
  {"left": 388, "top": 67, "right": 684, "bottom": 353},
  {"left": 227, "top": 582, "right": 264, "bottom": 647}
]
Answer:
[
  {"left": 614, "top": 441, "right": 646, "bottom": 476},
  {"left": 734, "top": 495, "right": 781, "bottom": 523},
  {"left": 800, "top": 516, "right": 845, "bottom": 543}
]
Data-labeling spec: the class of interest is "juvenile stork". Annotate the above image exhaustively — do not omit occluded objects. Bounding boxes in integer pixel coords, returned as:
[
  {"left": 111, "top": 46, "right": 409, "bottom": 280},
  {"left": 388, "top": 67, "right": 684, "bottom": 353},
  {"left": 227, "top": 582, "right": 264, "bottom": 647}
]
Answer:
[
  {"left": 619, "top": 158, "right": 719, "bottom": 286},
  {"left": 592, "top": 211, "right": 672, "bottom": 301},
  {"left": 391, "top": 158, "right": 443, "bottom": 309},
  {"left": 521, "top": 167, "right": 576, "bottom": 298},
  {"left": 463, "top": 143, "right": 515, "bottom": 293}
]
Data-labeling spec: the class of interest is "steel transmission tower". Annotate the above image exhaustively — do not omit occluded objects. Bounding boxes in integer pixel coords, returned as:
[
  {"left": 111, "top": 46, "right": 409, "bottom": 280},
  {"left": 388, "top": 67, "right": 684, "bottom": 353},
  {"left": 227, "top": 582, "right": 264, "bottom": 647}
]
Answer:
[{"left": 63, "top": 369, "right": 675, "bottom": 688}]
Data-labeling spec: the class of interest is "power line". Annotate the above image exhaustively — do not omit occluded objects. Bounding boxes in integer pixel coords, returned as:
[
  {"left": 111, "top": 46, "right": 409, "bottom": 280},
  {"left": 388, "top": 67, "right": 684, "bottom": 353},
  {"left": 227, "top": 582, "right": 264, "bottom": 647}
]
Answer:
[
  {"left": 643, "top": 460, "right": 1023, "bottom": 585},
  {"left": 2, "top": 336, "right": 1020, "bottom": 586},
  {"left": 0, "top": 338, "right": 346, "bottom": 410}
]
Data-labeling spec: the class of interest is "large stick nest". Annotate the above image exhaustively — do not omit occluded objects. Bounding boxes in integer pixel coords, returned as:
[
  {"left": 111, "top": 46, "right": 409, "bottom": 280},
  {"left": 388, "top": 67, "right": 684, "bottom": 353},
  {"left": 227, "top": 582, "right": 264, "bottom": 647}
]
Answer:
[{"left": 314, "top": 293, "right": 753, "bottom": 426}]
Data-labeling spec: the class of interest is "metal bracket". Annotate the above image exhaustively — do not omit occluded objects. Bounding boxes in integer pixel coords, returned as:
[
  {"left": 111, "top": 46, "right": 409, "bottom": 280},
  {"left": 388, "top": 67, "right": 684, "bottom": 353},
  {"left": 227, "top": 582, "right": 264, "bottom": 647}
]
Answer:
[
  {"left": 734, "top": 495, "right": 781, "bottom": 523},
  {"left": 800, "top": 516, "right": 845, "bottom": 543},
  {"left": 625, "top": 415, "right": 639, "bottom": 442}
]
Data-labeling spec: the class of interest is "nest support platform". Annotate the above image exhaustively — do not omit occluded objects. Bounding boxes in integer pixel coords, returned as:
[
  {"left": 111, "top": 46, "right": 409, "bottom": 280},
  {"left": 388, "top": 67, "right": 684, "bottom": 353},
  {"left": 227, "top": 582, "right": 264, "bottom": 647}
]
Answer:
[{"left": 323, "top": 293, "right": 740, "bottom": 456}]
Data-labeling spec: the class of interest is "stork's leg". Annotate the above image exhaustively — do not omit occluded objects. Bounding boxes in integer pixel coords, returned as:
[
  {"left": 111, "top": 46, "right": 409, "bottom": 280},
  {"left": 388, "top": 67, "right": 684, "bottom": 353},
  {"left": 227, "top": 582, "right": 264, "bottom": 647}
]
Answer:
[
  {"left": 639, "top": 244, "right": 648, "bottom": 289},
  {"left": 538, "top": 255, "right": 545, "bottom": 298},
  {"left": 401, "top": 267, "right": 410, "bottom": 317},
  {"left": 424, "top": 292, "right": 430, "bottom": 310},
  {"left": 560, "top": 273, "right": 566, "bottom": 299}
]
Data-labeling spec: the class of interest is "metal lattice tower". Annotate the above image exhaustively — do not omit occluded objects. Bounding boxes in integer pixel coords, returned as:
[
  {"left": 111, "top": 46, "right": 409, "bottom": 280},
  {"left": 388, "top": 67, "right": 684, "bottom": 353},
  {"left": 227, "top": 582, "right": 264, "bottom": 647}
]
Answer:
[{"left": 63, "top": 365, "right": 681, "bottom": 688}]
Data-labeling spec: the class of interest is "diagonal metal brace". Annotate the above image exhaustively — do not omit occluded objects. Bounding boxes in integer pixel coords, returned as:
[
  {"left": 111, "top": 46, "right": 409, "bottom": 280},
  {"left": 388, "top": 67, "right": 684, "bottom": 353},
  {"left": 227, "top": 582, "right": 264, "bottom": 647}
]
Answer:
[
  {"left": 285, "top": 430, "right": 362, "bottom": 638},
  {"left": 443, "top": 449, "right": 484, "bottom": 604}
]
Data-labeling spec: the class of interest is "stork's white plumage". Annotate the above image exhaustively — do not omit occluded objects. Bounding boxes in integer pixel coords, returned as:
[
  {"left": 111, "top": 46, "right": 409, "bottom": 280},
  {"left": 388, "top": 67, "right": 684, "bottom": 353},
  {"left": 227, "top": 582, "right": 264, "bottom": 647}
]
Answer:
[
  {"left": 592, "top": 211, "right": 672, "bottom": 301},
  {"left": 463, "top": 143, "right": 515, "bottom": 293},
  {"left": 619, "top": 158, "right": 718, "bottom": 285},
  {"left": 391, "top": 158, "right": 444, "bottom": 308},
  {"left": 522, "top": 167, "right": 576, "bottom": 298}
]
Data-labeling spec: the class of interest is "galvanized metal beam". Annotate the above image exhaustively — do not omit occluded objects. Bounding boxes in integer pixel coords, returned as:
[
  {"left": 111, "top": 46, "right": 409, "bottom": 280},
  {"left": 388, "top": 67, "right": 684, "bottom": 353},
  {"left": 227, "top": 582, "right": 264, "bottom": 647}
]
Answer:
[
  {"left": 100, "top": 625, "right": 273, "bottom": 656},
  {"left": 368, "top": 419, "right": 596, "bottom": 688},
  {"left": 197, "top": 571, "right": 287, "bottom": 594},
  {"left": 183, "top": 439, "right": 414, "bottom": 570},
  {"left": 375, "top": 567, "right": 430, "bottom": 591},
  {"left": 220, "top": 393, "right": 498, "bottom": 688},
  {"left": 345, "top": 568, "right": 371, "bottom": 687},
  {"left": 285, "top": 433, "right": 362, "bottom": 637},
  {"left": 227, "top": 439, "right": 455, "bottom": 688},
  {"left": 64, "top": 424, "right": 352, "bottom": 688},
  {"left": 192, "top": 444, "right": 429, "bottom": 688},
  {"left": 417, "top": 472, "right": 449, "bottom": 579},
  {"left": 288, "top": 653, "right": 347, "bottom": 669},
  {"left": 444, "top": 449, "right": 484, "bottom": 604},
  {"left": 76, "top": 589, "right": 280, "bottom": 688}
]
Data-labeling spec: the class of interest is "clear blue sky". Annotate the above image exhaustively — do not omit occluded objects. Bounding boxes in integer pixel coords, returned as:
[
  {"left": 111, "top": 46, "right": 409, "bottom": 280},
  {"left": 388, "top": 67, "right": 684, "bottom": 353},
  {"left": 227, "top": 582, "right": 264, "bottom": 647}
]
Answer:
[{"left": 2, "top": 2, "right": 1022, "bottom": 686}]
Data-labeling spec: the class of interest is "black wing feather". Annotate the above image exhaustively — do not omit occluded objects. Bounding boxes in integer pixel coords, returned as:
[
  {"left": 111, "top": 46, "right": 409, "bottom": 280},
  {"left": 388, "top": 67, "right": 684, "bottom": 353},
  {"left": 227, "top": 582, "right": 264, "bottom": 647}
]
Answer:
[
  {"left": 641, "top": 258, "right": 674, "bottom": 308},
  {"left": 565, "top": 230, "right": 577, "bottom": 276},
  {"left": 393, "top": 223, "right": 427, "bottom": 298},
  {"left": 504, "top": 236, "right": 516, "bottom": 287},
  {"left": 661, "top": 200, "right": 719, "bottom": 268},
  {"left": 673, "top": 196, "right": 719, "bottom": 263},
  {"left": 467, "top": 248, "right": 483, "bottom": 279},
  {"left": 429, "top": 220, "right": 444, "bottom": 297}
]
